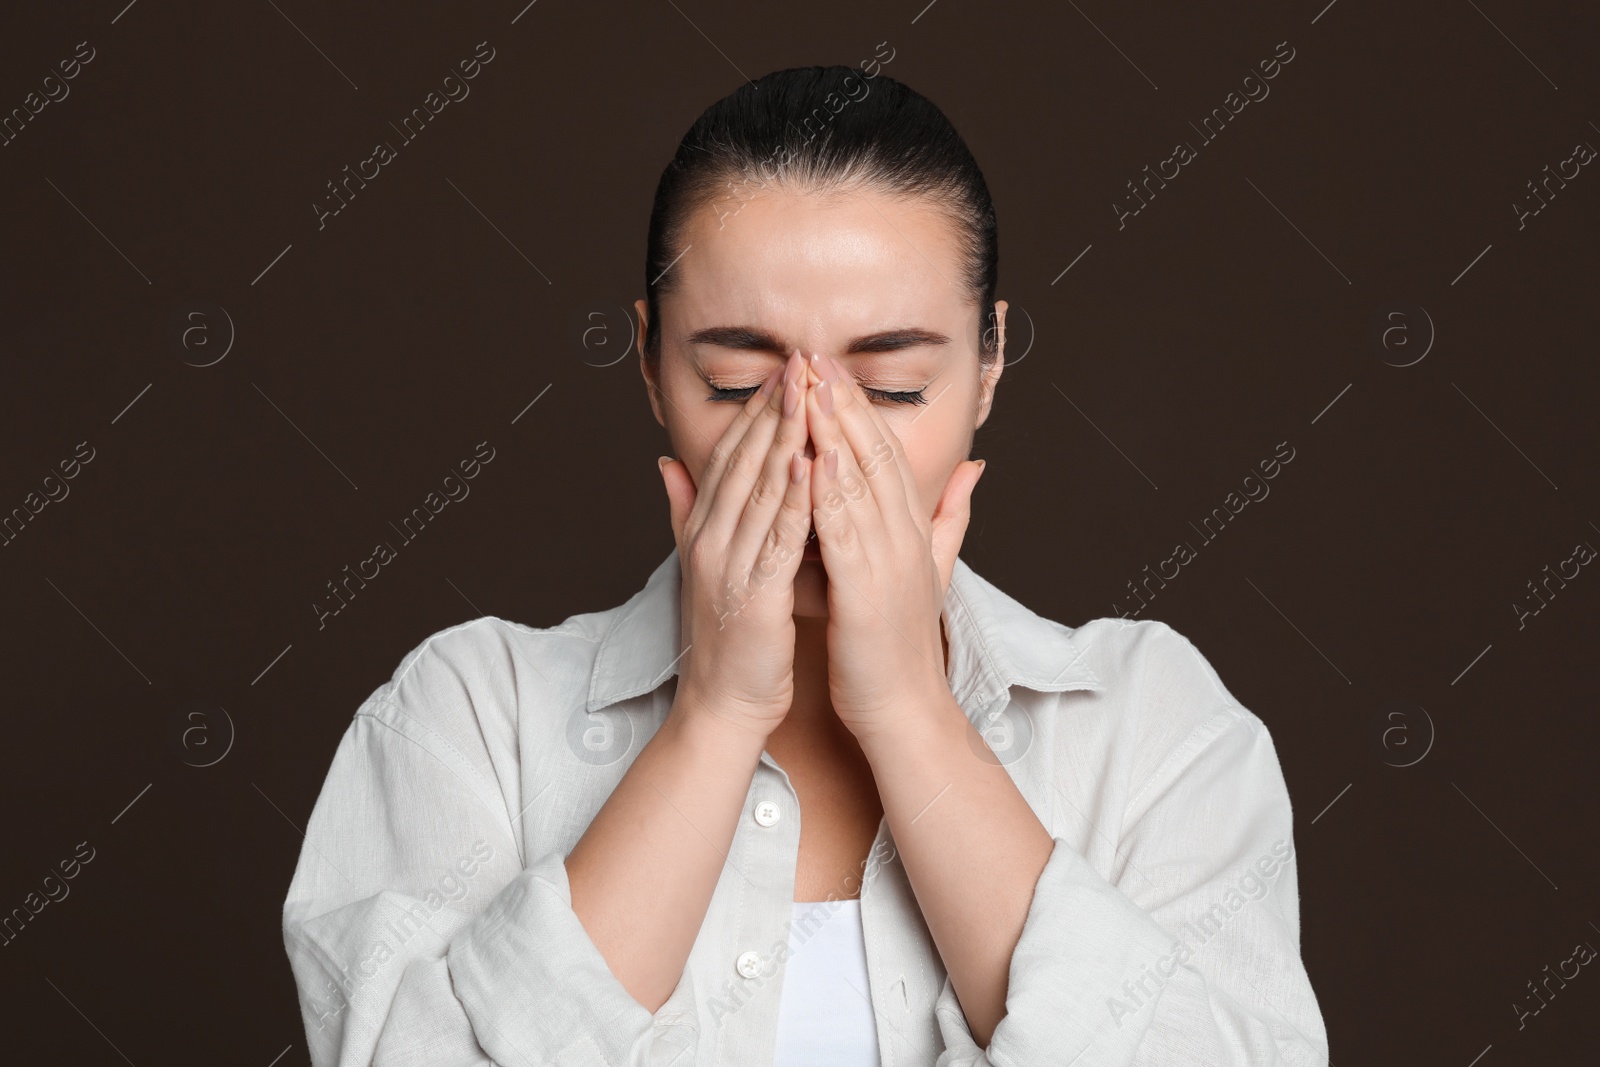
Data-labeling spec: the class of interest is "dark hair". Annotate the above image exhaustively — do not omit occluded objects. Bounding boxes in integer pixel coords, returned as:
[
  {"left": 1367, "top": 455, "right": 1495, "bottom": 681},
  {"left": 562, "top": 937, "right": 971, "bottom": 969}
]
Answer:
[{"left": 642, "top": 64, "right": 999, "bottom": 367}]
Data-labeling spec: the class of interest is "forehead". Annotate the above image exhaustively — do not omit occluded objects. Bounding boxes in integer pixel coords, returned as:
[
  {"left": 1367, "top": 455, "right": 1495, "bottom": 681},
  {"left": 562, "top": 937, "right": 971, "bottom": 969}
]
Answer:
[{"left": 663, "top": 184, "right": 969, "bottom": 333}]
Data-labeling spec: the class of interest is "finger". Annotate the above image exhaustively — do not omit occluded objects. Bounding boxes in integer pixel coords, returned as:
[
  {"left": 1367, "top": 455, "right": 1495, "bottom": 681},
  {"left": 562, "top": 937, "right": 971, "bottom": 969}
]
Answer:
[
  {"left": 930, "top": 459, "right": 985, "bottom": 592},
  {"left": 750, "top": 448, "right": 815, "bottom": 594},
  {"left": 811, "top": 354, "right": 921, "bottom": 540},
  {"left": 803, "top": 355, "right": 922, "bottom": 528},
  {"left": 810, "top": 445, "right": 871, "bottom": 580},
  {"left": 726, "top": 349, "right": 811, "bottom": 578},
  {"left": 658, "top": 456, "right": 695, "bottom": 552},
  {"left": 688, "top": 361, "right": 786, "bottom": 547},
  {"left": 848, "top": 370, "right": 927, "bottom": 535},
  {"left": 803, "top": 357, "right": 891, "bottom": 559}
]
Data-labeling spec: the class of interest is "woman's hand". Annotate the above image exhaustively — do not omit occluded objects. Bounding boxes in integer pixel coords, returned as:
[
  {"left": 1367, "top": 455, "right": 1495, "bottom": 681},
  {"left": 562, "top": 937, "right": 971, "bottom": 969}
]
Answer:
[
  {"left": 802, "top": 353, "right": 986, "bottom": 743},
  {"left": 658, "top": 349, "right": 815, "bottom": 742}
]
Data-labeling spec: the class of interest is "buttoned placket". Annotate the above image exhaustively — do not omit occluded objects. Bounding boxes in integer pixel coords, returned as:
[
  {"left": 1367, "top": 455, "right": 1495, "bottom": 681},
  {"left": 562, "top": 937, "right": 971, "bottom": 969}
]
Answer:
[
  {"left": 704, "top": 750, "right": 799, "bottom": 1065},
  {"left": 739, "top": 603, "right": 1010, "bottom": 1067},
  {"left": 602, "top": 554, "right": 1080, "bottom": 1065},
  {"left": 857, "top": 597, "right": 1012, "bottom": 1067},
  {"left": 712, "top": 743, "right": 922, "bottom": 1067}
]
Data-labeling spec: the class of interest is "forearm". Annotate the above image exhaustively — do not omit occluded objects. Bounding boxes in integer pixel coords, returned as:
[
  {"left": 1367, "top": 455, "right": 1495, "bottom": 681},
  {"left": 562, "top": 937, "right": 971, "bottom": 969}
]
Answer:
[
  {"left": 859, "top": 690, "right": 1054, "bottom": 1049},
  {"left": 565, "top": 697, "right": 768, "bottom": 1013}
]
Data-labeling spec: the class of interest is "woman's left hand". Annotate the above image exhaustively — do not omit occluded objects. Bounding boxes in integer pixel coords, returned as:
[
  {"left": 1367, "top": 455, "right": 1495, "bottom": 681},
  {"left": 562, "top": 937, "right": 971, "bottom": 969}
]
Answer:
[{"left": 803, "top": 353, "right": 987, "bottom": 743}]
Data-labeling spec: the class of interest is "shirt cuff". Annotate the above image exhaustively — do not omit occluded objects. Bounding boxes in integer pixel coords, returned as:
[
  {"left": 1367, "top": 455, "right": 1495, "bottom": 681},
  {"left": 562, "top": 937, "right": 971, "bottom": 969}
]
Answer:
[
  {"left": 448, "top": 848, "right": 701, "bottom": 1067},
  {"left": 934, "top": 835, "right": 1175, "bottom": 1067}
]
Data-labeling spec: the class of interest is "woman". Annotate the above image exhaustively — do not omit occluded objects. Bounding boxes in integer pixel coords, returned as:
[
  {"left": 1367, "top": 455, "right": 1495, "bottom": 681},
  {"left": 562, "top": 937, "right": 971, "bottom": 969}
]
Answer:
[{"left": 282, "top": 65, "right": 1329, "bottom": 1066}]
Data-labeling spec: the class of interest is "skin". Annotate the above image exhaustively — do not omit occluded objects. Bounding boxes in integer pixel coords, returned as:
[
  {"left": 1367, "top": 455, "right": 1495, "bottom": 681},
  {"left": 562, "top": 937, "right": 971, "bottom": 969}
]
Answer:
[
  {"left": 636, "top": 183, "right": 1004, "bottom": 906},
  {"left": 598, "top": 182, "right": 1049, "bottom": 1048},
  {"left": 637, "top": 184, "right": 1003, "bottom": 620}
]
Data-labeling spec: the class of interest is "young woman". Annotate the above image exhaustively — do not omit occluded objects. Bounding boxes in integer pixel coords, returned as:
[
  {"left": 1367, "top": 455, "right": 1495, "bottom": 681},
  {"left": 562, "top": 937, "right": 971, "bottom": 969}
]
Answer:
[{"left": 282, "top": 65, "right": 1329, "bottom": 1066}]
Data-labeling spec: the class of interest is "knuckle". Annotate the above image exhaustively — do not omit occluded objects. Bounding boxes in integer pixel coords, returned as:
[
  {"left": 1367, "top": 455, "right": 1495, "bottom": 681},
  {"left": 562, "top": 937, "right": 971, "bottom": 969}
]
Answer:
[
  {"left": 754, "top": 550, "right": 780, "bottom": 580},
  {"left": 861, "top": 440, "right": 892, "bottom": 477},
  {"left": 748, "top": 473, "right": 778, "bottom": 510},
  {"left": 685, "top": 536, "right": 717, "bottom": 573},
  {"left": 764, "top": 522, "right": 786, "bottom": 554}
]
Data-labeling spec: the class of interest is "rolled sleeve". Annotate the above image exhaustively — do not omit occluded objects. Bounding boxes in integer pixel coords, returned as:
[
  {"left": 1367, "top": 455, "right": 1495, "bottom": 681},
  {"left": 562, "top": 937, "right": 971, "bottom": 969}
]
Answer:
[
  {"left": 934, "top": 707, "right": 1328, "bottom": 1066},
  {"left": 282, "top": 649, "right": 701, "bottom": 1067},
  {"left": 449, "top": 849, "right": 701, "bottom": 1066}
]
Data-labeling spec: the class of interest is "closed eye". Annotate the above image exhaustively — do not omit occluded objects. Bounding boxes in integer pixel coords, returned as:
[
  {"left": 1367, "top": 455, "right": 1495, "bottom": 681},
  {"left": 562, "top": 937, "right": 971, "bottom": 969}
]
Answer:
[{"left": 706, "top": 384, "right": 928, "bottom": 405}]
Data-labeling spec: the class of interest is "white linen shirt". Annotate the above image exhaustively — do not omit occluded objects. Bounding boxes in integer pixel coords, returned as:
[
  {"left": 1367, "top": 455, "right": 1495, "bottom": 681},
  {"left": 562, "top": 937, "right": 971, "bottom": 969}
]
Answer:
[{"left": 281, "top": 548, "right": 1330, "bottom": 1067}]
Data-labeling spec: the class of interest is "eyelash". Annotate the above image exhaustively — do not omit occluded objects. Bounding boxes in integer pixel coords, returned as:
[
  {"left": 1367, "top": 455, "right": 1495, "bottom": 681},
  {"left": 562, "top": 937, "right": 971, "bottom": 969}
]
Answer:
[{"left": 706, "top": 384, "right": 929, "bottom": 406}]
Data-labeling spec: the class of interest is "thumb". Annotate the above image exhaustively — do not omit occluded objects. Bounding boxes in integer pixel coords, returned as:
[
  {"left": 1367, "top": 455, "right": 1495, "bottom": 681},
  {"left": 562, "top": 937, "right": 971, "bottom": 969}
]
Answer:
[
  {"left": 929, "top": 459, "right": 985, "bottom": 591},
  {"left": 658, "top": 456, "right": 696, "bottom": 549}
]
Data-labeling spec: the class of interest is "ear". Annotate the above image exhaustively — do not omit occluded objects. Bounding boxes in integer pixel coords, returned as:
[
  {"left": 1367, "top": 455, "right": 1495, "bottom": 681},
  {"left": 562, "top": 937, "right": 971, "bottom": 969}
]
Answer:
[
  {"left": 636, "top": 299, "right": 666, "bottom": 428},
  {"left": 975, "top": 299, "right": 1007, "bottom": 430}
]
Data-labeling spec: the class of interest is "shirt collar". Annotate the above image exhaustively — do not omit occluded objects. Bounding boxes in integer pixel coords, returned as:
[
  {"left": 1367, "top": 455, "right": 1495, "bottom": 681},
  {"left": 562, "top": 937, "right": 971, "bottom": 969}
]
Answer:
[{"left": 587, "top": 549, "right": 1105, "bottom": 717}]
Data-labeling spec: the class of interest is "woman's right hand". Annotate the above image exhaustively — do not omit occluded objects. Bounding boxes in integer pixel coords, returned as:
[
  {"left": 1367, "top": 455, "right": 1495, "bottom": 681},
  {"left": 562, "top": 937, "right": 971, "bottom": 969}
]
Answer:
[{"left": 657, "top": 348, "right": 814, "bottom": 742}]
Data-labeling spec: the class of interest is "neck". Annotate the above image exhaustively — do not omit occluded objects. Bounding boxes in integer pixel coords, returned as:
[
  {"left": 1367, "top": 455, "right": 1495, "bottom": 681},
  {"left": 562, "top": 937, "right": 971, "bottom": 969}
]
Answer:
[{"left": 787, "top": 614, "right": 839, "bottom": 733}]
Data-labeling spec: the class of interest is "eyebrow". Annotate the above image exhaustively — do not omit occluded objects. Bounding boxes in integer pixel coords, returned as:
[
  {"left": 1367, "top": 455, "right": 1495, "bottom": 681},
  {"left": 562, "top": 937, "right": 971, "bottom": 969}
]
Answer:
[{"left": 684, "top": 326, "right": 951, "bottom": 355}]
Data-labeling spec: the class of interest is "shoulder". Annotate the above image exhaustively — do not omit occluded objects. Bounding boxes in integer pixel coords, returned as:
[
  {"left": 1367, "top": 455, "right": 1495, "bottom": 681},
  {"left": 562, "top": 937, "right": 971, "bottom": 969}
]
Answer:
[
  {"left": 355, "top": 608, "right": 613, "bottom": 757},
  {"left": 381, "top": 613, "right": 604, "bottom": 698},
  {"left": 1069, "top": 616, "right": 1246, "bottom": 710},
  {"left": 1066, "top": 616, "right": 1268, "bottom": 776}
]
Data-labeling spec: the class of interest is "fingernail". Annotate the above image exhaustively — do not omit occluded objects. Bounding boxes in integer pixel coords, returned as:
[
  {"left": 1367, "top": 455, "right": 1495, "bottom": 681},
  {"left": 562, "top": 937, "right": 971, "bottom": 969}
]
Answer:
[
  {"left": 826, "top": 355, "right": 846, "bottom": 383},
  {"left": 824, "top": 448, "right": 838, "bottom": 479},
  {"left": 784, "top": 380, "right": 800, "bottom": 417},
  {"left": 791, "top": 451, "right": 806, "bottom": 484},
  {"left": 760, "top": 366, "right": 782, "bottom": 397},
  {"left": 657, "top": 456, "right": 671, "bottom": 473},
  {"left": 817, "top": 377, "right": 834, "bottom": 415},
  {"left": 976, "top": 459, "right": 986, "bottom": 471}
]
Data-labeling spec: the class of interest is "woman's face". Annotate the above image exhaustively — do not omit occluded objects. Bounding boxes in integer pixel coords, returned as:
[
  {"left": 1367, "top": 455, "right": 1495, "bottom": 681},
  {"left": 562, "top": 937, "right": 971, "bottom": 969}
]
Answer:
[{"left": 637, "top": 183, "right": 1006, "bottom": 617}]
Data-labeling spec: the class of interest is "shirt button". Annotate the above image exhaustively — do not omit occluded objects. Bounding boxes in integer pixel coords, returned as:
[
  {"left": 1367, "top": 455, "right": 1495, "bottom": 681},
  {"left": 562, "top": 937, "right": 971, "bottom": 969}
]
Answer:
[
  {"left": 736, "top": 951, "right": 762, "bottom": 978},
  {"left": 753, "top": 800, "right": 781, "bottom": 827}
]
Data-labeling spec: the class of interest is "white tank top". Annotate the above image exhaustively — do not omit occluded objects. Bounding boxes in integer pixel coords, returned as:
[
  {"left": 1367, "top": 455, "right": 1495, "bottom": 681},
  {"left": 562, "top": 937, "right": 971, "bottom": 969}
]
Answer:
[{"left": 772, "top": 898, "right": 882, "bottom": 1065}]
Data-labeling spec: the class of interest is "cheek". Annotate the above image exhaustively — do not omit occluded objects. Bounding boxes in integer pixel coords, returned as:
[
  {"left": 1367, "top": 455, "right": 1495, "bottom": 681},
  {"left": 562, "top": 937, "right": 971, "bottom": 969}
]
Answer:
[
  {"left": 676, "top": 428, "right": 724, "bottom": 488},
  {"left": 660, "top": 377, "right": 734, "bottom": 480},
  {"left": 890, "top": 421, "right": 963, "bottom": 519}
]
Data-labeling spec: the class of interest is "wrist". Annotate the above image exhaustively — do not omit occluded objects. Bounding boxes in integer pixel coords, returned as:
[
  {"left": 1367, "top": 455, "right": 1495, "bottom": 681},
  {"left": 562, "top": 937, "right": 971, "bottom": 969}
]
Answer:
[
  {"left": 851, "top": 684, "right": 967, "bottom": 763},
  {"left": 666, "top": 692, "right": 775, "bottom": 760}
]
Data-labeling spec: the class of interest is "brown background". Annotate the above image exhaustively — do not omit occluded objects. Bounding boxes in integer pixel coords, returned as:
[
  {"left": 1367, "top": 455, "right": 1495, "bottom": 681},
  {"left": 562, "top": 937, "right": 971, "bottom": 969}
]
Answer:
[{"left": 2, "top": 0, "right": 1597, "bottom": 1063}]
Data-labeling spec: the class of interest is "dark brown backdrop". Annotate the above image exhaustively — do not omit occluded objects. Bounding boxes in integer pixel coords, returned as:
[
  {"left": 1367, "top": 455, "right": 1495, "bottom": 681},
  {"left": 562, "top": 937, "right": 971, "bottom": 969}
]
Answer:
[{"left": 2, "top": 0, "right": 1596, "bottom": 1063}]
